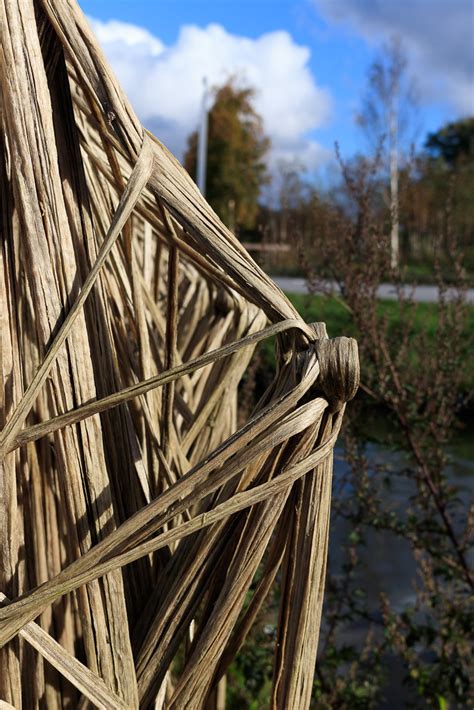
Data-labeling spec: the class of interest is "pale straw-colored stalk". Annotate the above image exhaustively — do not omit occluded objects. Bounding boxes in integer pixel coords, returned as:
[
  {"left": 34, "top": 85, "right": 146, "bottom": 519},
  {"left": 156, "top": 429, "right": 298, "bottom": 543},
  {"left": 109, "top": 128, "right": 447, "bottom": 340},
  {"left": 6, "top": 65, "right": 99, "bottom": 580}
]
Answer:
[{"left": 0, "top": 1, "right": 359, "bottom": 707}]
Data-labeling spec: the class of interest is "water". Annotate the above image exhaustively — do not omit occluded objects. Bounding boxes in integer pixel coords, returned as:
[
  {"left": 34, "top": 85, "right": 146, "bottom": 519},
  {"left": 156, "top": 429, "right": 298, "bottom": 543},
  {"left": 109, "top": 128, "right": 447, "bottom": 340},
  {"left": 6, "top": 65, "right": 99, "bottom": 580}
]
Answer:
[
  {"left": 330, "top": 431, "right": 474, "bottom": 611},
  {"left": 325, "top": 428, "right": 474, "bottom": 705}
]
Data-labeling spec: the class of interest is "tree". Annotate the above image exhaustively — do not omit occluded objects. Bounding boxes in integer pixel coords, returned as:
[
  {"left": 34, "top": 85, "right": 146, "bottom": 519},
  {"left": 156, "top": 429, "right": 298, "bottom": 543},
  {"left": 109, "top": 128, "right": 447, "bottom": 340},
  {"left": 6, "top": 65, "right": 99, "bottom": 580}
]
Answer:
[
  {"left": 356, "top": 38, "right": 418, "bottom": 270},
  {"left": 184, "top": 80, "right": 270, "bottom": 232},
  {"left": 422, "top": 118, "right": 474, "bottom": 269},
  {"left": 425, "top": 117, "right": 474, "bottom": 167}
]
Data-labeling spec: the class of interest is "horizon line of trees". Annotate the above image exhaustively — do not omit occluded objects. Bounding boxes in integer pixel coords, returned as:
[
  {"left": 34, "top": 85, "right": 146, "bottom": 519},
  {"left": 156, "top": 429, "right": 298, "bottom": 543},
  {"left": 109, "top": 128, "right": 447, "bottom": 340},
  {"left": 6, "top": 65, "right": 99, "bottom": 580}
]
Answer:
[{"left": 183, "top": 47, "right": 474, "bottom": 280}]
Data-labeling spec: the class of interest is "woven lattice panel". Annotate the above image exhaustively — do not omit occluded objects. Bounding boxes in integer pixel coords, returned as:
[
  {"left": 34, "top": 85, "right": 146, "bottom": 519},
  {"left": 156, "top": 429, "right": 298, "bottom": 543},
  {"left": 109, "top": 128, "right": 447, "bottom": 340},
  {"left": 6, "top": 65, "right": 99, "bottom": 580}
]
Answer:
[{"left": 0, "top": 1, "right": 359, "bottom": 708}]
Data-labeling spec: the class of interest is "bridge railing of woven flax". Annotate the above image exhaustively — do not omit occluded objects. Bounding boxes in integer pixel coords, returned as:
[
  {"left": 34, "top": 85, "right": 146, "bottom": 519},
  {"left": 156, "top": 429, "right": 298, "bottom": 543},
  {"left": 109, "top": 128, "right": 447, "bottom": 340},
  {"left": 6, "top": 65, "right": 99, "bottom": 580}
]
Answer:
[{"left": 0, "top": 1, "right": 359, "bottom": 708}]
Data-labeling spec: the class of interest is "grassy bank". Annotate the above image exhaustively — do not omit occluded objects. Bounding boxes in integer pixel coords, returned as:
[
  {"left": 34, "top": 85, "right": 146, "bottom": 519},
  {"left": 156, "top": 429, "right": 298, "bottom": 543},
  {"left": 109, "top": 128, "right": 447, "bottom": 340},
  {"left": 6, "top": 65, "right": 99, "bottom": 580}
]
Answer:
[
  {"left": 256, "top": 292, "right": 474, "bottom": 395},
  {"left": 285, "top": 292, "right": 474, "bottom": 338}
]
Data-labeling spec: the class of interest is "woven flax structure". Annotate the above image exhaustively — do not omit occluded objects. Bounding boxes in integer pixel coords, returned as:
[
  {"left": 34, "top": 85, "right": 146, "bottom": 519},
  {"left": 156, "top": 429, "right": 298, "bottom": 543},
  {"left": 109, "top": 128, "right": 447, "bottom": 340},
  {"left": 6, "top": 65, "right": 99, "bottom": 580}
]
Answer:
[{"left": 0, "top": 1, "right": 359, "bottom": 708}]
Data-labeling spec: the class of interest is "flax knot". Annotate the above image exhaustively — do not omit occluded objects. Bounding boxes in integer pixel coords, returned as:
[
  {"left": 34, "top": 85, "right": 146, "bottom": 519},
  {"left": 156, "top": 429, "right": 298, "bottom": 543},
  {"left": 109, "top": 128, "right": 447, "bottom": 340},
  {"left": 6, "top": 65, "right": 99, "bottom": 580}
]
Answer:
[{"left": 310, "top": 324, "right": 360, "bottom": 411}]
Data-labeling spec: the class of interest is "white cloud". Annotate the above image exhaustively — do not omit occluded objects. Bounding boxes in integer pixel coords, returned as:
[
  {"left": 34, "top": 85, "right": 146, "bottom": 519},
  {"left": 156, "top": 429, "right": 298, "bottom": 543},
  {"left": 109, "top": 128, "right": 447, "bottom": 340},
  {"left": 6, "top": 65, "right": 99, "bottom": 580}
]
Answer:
[
  {"left": 89, "top": 18, "right": 332, "bottom": 171},
  {"left": 314, "top": 0, "right": 474, "bottom": 115}
]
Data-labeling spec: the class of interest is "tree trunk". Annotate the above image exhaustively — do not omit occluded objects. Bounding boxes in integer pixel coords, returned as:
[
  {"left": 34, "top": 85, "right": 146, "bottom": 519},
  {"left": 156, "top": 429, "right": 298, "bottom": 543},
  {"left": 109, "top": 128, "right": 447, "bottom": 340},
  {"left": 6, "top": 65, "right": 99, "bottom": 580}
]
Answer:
[{"left": 389, "top": 83, "right": 400, "bottom": 270}]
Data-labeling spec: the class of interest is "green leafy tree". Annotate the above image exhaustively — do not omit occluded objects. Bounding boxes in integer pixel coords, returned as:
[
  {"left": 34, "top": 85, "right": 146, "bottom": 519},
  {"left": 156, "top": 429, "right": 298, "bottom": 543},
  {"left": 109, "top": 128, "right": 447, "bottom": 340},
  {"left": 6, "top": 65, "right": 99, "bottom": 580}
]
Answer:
[
  {"left": 402, "top": 117, "right": 474, "bottom": 276},
  {"left": 184, "top": 80, "right": 270, "bottom": 231},
  {"left": 425, "top": 117, "right": 474, "bottom": 167}
]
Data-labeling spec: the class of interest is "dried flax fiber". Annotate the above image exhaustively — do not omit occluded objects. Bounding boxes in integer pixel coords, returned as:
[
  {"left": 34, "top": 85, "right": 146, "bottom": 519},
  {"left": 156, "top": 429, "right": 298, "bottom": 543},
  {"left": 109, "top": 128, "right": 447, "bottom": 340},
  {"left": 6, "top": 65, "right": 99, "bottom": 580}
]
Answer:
[{"left": 0, "top": 0, "right": 359, "bottom": 708}]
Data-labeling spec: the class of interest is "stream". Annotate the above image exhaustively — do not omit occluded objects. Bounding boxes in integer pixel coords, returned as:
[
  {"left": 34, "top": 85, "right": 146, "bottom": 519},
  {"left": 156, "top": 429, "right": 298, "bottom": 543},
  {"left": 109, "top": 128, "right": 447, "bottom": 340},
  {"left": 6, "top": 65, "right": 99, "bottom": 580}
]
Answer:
[{"left": 325, "top": 426, "right": 474, "bottom": 706}]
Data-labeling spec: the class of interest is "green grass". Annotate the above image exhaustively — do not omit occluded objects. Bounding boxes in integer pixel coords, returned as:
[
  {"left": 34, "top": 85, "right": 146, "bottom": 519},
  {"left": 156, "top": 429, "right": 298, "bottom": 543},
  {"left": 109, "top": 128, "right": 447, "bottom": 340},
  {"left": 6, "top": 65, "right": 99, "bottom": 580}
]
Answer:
[
  {"left": 285, "top": 292, "right": 474, "bottom": 338},
  {"left": 257, "top": 293, "right": 474, "bottom": 394}
]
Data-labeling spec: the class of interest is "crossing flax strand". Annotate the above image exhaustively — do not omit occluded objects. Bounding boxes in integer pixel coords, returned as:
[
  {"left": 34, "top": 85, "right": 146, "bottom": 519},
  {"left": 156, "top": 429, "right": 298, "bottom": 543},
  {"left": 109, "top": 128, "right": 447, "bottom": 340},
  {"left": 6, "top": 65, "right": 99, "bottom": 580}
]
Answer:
[{"left": 0, "top": 0, "right": 359, "bottom": 708}]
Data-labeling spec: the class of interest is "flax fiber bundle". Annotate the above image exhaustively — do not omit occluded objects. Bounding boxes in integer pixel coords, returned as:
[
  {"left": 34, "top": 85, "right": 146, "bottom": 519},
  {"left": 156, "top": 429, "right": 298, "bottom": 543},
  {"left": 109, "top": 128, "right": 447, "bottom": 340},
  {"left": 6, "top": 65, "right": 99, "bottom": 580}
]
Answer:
[{"left": 0, "top": 1, "right": 359, "bottom": 707}]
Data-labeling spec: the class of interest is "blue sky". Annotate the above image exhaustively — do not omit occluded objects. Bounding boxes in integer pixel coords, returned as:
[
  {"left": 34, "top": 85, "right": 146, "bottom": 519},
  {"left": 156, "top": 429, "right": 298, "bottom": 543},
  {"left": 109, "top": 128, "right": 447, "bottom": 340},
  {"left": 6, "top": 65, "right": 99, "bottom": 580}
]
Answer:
[{"left": 79, "top": 0, "right": 473, "bottom": 178}]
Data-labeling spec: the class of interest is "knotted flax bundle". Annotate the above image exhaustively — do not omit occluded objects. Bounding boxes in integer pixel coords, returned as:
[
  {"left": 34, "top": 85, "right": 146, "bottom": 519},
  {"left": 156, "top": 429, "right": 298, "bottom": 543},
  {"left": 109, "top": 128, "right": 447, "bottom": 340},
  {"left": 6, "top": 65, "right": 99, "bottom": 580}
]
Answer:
[{"left": 0, "top": 1, "right": 359, "bottom": 708}]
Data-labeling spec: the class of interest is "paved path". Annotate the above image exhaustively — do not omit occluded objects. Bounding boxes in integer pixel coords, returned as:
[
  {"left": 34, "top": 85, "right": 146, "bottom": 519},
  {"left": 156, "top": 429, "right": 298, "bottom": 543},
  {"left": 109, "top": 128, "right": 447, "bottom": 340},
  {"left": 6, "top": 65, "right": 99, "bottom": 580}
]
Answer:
[{"left": 273, "top": 276, "right": 474, "bottom": 304}]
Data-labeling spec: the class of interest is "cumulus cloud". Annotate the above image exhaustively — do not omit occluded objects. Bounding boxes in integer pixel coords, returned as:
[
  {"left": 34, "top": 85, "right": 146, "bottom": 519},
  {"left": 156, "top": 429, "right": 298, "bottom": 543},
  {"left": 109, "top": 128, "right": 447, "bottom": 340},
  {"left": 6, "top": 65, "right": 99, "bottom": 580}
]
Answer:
[
  {"left": 314, "top": 0, "right": 474, "bottom": 115},
  {"left": 90, "top": 18, "right": 332, "bottom": 171}
]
